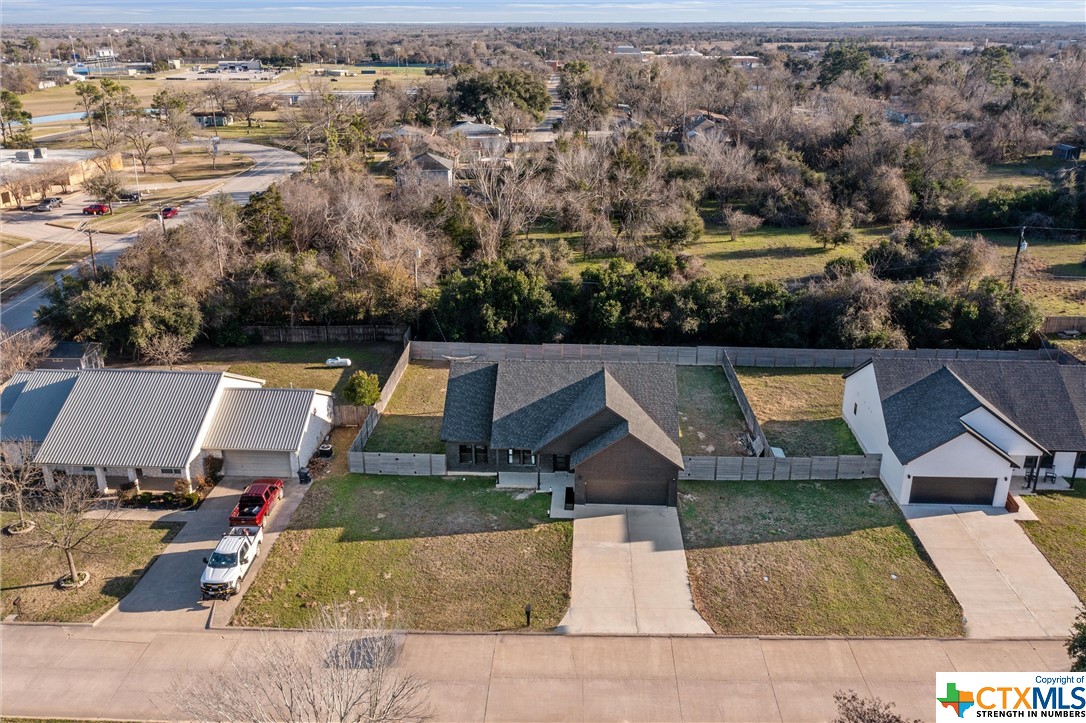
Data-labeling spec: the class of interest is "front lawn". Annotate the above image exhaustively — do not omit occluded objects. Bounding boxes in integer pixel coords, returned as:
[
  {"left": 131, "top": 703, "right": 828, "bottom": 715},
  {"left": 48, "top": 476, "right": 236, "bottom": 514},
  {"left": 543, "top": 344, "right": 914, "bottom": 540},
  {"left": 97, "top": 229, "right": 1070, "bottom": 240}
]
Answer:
[
  {"left": 1018, "top": 487, "right": 1086, "bottom": 604},
  {"left": 679, "top": 480, "right": 963, "bottom": 637},
  {"left": 233, "top": 474, "right": 572, "bottom": 631},
  {"left": 364, "top": 361, "right": 448, "bottom": 453},
  {"left": 676, "top": 366, "right": 747, "bottom": 456},
  {"left": 185, "top": 342, "right": 401, "bottom": 397},
  {"left": 735, "top": 367, "right": 862, "bottom": 456},
  {"left": 0, "top": 514, "right": 182, "bottom": 623},
  {"left": 1, "top": 242, "right": 88, "bottom": 301}
]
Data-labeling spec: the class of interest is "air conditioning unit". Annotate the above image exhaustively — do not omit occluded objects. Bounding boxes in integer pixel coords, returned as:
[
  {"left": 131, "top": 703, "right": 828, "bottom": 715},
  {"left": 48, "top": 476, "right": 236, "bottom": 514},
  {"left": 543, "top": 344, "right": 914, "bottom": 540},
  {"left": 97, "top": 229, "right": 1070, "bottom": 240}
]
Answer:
[
  {"left": 14, "top": 151, "right": 31, "bottom": 162},
  {"left": 33, "top": 147, "right": 48, "bottom": 159}
]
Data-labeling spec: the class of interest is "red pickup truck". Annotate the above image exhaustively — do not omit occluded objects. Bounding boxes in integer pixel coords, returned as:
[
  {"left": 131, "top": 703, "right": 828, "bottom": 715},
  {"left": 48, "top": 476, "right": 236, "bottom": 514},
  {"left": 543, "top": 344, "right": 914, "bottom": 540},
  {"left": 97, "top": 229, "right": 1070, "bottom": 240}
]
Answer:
[{"left": 228, "top": 479, "right": 284, "bottom": 528}]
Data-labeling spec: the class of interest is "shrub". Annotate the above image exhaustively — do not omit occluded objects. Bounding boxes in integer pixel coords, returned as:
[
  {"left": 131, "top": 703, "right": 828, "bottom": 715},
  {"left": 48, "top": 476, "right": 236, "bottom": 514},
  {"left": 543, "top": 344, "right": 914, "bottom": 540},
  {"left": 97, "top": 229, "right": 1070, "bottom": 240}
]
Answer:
[
  {"left": 343, "top": 371, "right": 381, "bottom": 406},
  {"left": 824, "top": 256, "right": 866, "bottom": 279},
  {"left": 203, "top": 455, "right": 224, "bottom": 482},
  {"left": 1069, "top": 609, "right": 1086, "bottom": 672},
  {"left": 173, "top": 478, "right": 192, "bottom": 495}
]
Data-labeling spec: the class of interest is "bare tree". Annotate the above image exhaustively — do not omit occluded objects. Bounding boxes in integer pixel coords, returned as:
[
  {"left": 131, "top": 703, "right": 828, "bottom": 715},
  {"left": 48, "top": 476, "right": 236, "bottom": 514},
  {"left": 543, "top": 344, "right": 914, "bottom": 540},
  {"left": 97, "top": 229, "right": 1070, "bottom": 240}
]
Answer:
[
  {"left": 83, "top": 169, "right": 125, "bottom": 209},
  {"left": 171, "top": 603, "right": 431, "bottom": 723},
  {"left": 0, "top": 326, "right": 53, "bottom": 382},
  {"left": 0, "top": 439, "right": 45, "bottom": 534},
  {"left": 833, "top": 690, "right": 921, "bottom": 723},
  {"left": 122, "top": 115, "right": 165, "bottom": 173},
  {"left": 25, "top": 476, "right": 120, "bottom": 588},
  {"left": 139, "top": 333, "right": 191, "bottom": 369},
  {"left": 231, "top": 86, "right": 263, "bottom": 128},
  {"left": 467, "top": 153, "right": 546, "bottom": 260},
  {"left": 722, "top": 207, "right": 763, "bottom": 242}
]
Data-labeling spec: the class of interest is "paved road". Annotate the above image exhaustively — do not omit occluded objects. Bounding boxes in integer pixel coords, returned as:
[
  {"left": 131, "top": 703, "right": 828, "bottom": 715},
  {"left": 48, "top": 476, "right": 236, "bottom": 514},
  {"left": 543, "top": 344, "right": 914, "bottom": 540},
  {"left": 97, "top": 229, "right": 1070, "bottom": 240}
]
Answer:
[
  {"left": 0, "top": 625, "right": 1071, "bottom": 722},
  {"left": 559, "top": 505, "right": 712, "bottom": 635},
  {"left": 0, "top": 141, "right": 304, "bottom": 332},
  {"left": 905, "top": 504, "right": 1081, "bottom": 639}
]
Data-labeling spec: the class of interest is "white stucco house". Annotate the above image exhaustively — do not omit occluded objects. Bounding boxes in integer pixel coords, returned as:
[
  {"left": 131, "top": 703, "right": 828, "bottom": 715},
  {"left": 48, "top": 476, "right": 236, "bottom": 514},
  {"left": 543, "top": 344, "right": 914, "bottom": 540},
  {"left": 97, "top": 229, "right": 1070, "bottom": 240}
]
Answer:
[
  {"left": 1, "top": 368, "right": 333, "bottom": 492},
  {"left": 843, "top": 359, "right": 1086, "bottom": 506}
]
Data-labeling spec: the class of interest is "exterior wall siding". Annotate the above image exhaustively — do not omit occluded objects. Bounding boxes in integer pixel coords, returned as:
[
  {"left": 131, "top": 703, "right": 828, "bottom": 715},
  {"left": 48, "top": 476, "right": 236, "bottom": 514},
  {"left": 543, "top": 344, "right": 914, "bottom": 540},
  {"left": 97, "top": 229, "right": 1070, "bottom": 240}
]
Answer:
[
  {"left": 903, "top": 433, "right": 1014, "bottom": 505},
  {"left": 574, "top": 437, "right": 679, "bottom": 506}
]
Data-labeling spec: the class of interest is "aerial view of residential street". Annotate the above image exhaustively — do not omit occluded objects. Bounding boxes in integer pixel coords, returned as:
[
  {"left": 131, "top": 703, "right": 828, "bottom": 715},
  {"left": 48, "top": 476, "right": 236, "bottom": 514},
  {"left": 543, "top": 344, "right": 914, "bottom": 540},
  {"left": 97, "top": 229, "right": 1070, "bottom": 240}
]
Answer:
[{"left": 1, "top": 1, "right": 1085, "bottom": 721}]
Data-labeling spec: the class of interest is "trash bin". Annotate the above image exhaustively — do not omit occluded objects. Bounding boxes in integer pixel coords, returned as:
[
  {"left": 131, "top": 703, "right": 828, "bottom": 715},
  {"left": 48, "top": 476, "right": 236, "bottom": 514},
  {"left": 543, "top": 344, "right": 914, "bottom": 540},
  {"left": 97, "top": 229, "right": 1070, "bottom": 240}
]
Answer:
[{"left": 298, "top": 467, "right": 312, "bottom": 485}]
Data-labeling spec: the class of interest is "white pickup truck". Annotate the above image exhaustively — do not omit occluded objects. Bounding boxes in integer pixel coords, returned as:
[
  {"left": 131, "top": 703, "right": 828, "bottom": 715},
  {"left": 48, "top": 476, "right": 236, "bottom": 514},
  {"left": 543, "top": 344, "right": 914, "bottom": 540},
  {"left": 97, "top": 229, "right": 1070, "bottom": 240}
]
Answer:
[{"left": 200, "top": 526, "right": 263, "bottom": 600}]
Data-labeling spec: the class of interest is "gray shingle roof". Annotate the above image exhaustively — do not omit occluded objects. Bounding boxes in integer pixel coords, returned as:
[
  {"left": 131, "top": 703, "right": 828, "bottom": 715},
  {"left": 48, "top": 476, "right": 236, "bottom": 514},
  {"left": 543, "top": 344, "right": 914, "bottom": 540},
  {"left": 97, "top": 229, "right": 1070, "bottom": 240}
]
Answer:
[
  {"left": 440, "top": 362, "right": 497, "bottom": 444},
  {"left": 881, "top": 368, "right": 983, "bottom": 463},
  {"left": 442, "top": 360, "right": 682, "bottom": 467},
  {"left": 869, "top": 359, "right": 1086, "bottom": 452},
  {"left": 412, "top": 152, "right": 454, "bottom": 171},
  {"left": 0, "top": 370, "right": 79, "bottom": 444},
  {"left": 1, "top": 371, "right": 31, "bottom": 415},
  {"left": 204, "top": 388, "right": 324, "bottom": 452},
  {"left": 572, "top": 421, "right": 629, "bottom": 467},
  {"left": 34, "top": 369, "right": 230, "bottom": 468}
]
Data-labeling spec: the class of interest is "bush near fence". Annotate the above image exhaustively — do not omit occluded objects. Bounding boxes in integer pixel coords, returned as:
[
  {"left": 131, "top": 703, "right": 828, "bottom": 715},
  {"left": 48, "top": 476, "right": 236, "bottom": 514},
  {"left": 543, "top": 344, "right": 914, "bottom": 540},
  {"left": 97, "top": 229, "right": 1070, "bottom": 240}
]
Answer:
[{"left": 680, "top": 454, "right": 882, "bottom": 481}]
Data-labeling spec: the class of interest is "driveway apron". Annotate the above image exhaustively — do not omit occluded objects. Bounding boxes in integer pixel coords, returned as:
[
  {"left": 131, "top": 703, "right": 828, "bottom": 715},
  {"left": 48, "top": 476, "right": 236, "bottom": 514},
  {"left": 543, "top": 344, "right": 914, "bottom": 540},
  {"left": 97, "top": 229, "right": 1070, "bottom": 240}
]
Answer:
[{"left": 558, "top": 504, "right": 712, "bottom": 635}]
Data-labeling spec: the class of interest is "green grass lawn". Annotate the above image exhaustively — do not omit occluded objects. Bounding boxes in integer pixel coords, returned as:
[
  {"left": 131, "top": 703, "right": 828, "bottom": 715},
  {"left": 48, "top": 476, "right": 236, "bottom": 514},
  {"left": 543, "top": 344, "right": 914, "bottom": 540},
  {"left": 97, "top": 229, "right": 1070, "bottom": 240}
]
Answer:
[
  {"left": 679, "top": 479, "right": 963, "bottom": 636},
  {"left": 970, "top": 154, "right": 1076, "bottom": 193},
  {"left": 364, "top": 361, "right": 449, "bottom": 453},
  {"left": 1018, "top": 486, "right": 1086, "bottom": 604},
  {"left": 0, "top": 232, "right": 31, "bottom": 251},
  {"left": 0, "top": 513, "right": 182, "bottom": 623},
  {"left": 233, "top": 474, "right": 572, "bottom": 631},
  {"left": 186, "top": 342, "right": 401, "bottom": 397},
  {"left": 1052, "top": 336, "right": 1086, "bottom": 362},
  {"left": 676, "top": 366, "right": 747, "bottom": 456},
  {"left": 735, "top": 368, "right": 862, "bottom": 456}
]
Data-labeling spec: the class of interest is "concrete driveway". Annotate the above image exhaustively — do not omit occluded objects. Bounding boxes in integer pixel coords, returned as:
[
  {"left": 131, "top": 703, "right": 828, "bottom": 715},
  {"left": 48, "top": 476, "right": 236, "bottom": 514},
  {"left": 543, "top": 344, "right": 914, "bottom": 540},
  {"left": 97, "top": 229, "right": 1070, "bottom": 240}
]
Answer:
[
  {"left": 95, "top": 474, "right": 311, "bottom": 632},
  {"left": 558, "top": 505, "right": 712, "bottom": 635},
  {"left": 904, "top": 505, "right": 1082, "bottom": 639}
]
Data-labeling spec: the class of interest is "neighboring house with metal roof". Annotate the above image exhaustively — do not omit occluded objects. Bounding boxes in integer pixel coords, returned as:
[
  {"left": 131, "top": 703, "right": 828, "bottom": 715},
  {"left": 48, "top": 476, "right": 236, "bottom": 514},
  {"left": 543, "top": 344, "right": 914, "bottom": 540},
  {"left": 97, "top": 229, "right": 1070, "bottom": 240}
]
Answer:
[
  {"left": 441, "top": 360, "right": 684, "bottom": 506},
  {"left": 36, "top": 341, "right": 104, "bottom": 370},
  {"left": 442, "top": 122, "right": 506, "bottom": 155},
  {"left": 397, "top": 152, "right": 455, "bottom": 186},
  {"left": 1, "top": 368, "right": 333, "bottom": 492},
  {"left": 842, "top": 359, "right": 1086, "bottom": 506},
  {"left": 203, "top": 387, "right": 333, "bottom": 477}
]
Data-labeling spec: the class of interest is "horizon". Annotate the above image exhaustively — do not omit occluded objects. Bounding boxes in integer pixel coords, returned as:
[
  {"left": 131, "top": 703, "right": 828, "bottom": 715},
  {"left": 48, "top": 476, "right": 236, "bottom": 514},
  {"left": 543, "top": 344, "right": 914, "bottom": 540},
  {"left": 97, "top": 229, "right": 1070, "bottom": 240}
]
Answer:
[{"left": 2, "top": 0, "right": 1084, "bottom": 25}]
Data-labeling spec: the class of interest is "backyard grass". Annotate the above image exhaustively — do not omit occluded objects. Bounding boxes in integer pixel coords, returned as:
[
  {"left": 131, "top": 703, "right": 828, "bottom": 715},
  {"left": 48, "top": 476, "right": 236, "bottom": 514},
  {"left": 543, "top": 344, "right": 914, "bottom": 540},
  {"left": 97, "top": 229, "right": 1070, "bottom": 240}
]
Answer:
[
  {"left": 676, "top": 366, "right": 747, "bottom": 456},
  {"left": 970, "top": 155, "right": 1077, "bottom": 193},
  {"left": 233, "top": 474, "right": 572, "bottom": 631},
  {"left": 679, "top": 479, "right": 963, "bottom": 636},
  {"left": 364, "top": 361, "right": 449, "bottom": 454},
  {"left": 0, "top": 241, "right": 88, "bottom": 302},
  {"left": 1052, "top": 336, "right": 1086, "bottom": 362},
  {"left": 735, "top": 367, "right": 862, "bottom": 456},
  {"left": 1018, "top": 486, "right": 1086, "bottom": 604},
  {"left": 185, "top": 342, "right": 401, "bottom": 397},
  {"left": 278, "top": 63, "right": 431, "bottom": 91},
  {"left": 0, "top": 513, "right": 182, "bottom": 623}
]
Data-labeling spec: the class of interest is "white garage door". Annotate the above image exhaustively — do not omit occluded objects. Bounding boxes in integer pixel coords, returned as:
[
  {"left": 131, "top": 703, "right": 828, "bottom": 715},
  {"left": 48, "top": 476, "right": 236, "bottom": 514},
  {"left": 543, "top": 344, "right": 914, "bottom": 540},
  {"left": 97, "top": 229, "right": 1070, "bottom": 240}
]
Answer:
[{"left": 222, "top": 450, "right": 293, "bottom": 478}]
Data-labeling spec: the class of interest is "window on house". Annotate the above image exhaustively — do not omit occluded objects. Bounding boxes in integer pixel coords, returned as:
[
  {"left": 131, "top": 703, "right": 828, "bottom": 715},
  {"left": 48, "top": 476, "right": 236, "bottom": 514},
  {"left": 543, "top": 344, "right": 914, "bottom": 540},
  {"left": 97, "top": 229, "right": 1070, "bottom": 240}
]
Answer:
[
  {"left": 473, "top": 445, "right": 488, "bottom": 464},
  {"left": 459, "top": 445, "right": 473, "bottom": 464},
  {"left": 554, "top": 455, "right": 571, "bottom": 472},
  {"left": 1040, "top": 454, "right": 1054, "bottom": 469},
  {"left": 508, "top": 449, "right": 535, "bottom": 466},
  {"left": 1024, "top": 456, "right": 1039, "bottom": 469},
  {"left": 82, "top": 466, "right": 96, "bottom": 473},
  {"left": 161, "top": 468, "right": 183, "bottom": 476},
  {"left": 1076, "top": 452, "right": 1086, "bottom": 470}
]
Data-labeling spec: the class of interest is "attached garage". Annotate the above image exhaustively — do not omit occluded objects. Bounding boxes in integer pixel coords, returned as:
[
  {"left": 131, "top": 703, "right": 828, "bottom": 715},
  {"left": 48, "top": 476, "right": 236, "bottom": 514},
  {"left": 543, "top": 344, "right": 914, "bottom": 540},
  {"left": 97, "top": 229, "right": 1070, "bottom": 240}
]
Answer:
[
  {"left": 584, "top": 476, "right": 669, "bottom": 506},
  {"left": 221, "top": 450, "right": 294, "bottom": 478},
  {"left": 909, "top": 476, "right": 997, "bottom": 505}
]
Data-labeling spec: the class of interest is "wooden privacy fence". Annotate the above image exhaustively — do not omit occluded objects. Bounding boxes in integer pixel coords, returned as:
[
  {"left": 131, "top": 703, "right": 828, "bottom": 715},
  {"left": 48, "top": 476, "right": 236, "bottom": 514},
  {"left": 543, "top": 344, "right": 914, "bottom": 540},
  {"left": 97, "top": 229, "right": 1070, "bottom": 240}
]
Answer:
[
  {"left": 348, "top": 452, "right": 447, "bottom": 476},
  {"left": 680, "top": 454, "right": 883, "bottom": 481},
  {"left": 719, "top": 357, "right": 768, "bottom": 456},
  {"left": 333, "top": 405, "right": 371, "bottom": 427},
  {"left": 1043, "top": 316, "right": 1086, "bottom": 334},
  {"left": 242, "top": 325, "right": 409, "bottom": 344},
  {"left": 410, "top": 341, "right": 1058, "bottom": 367},
  {"left": 375, "top": 343, "right": 412, "bottom": 415}
]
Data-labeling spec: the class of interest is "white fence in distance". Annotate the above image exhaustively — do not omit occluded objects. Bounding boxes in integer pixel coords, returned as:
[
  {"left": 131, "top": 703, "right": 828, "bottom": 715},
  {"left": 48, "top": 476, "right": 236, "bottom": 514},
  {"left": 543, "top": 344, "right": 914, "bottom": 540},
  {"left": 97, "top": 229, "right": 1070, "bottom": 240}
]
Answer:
[{"left": 680, "top": 454, "right": 882, "bottom": 481}]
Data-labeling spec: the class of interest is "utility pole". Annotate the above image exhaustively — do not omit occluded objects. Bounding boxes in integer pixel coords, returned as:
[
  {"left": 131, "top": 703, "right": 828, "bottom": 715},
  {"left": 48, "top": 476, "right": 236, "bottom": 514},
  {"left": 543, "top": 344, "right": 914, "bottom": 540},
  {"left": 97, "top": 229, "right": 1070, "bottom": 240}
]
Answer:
[
  {"left": 132, "top": 151, "right": 140, "bottom": 200},
  {"left": 1010, "top": 226, "right": 1027, "bottom": 291},
  {"left": 78, "top": 223, "right": 99, "bottom": 279}
]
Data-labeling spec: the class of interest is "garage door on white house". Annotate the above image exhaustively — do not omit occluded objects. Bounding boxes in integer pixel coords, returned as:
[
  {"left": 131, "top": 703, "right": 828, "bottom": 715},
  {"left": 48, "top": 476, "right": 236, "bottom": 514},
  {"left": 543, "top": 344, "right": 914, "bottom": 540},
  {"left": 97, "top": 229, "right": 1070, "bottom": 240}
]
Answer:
[
  {"left": 909, "top": 476, "right": 998, "bottom": 505},
  {"left": 221, "top": 450, "right": 294, "bottom": 478}
]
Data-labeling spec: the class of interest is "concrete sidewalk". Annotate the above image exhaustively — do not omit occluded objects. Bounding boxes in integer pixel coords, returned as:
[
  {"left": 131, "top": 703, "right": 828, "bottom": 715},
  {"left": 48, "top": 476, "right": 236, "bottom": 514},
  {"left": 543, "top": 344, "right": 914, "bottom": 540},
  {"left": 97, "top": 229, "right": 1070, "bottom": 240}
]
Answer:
[
  {"left": 558, "top": 505, "right": 712, "bottom": 635},
  {"left": 905, "top": 505, "right": 1081, "bottom": 639},
  {"left": 0, "top": 624, "right": 1071, "bottom": 722}
]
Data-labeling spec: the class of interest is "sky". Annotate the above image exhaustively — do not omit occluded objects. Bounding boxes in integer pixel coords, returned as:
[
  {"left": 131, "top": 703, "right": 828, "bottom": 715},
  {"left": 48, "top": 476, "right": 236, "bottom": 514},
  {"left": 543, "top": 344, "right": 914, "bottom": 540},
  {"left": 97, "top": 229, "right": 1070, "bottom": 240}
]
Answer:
[{"left": 2, "top": 0, "right": 1083, "bottom": 24}]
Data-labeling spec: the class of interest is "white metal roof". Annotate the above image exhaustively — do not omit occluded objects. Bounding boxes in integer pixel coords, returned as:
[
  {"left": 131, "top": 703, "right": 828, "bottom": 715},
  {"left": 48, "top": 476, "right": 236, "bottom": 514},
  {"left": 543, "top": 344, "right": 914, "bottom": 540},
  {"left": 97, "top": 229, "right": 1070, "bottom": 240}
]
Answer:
[
  {"left": 34, "top": 369, "right": 229, "bottom": 468},
  {"left": 203, "top": 387, "right": 324, "bottom": 452}
]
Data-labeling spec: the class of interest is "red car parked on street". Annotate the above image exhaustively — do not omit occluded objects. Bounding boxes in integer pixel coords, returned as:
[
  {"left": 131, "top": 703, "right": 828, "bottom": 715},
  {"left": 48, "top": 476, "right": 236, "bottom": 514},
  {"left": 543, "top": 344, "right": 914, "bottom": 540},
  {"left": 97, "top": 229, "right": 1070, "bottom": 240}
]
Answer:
[
  {"left": 227, "top": 479, "right": 284, "bottom": 528},
  {"left": 82, "top": 203, "right": 111, "bottom": 215},
  {"left": 160, "top": 206, "right": 179, "bottom": 219}
]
